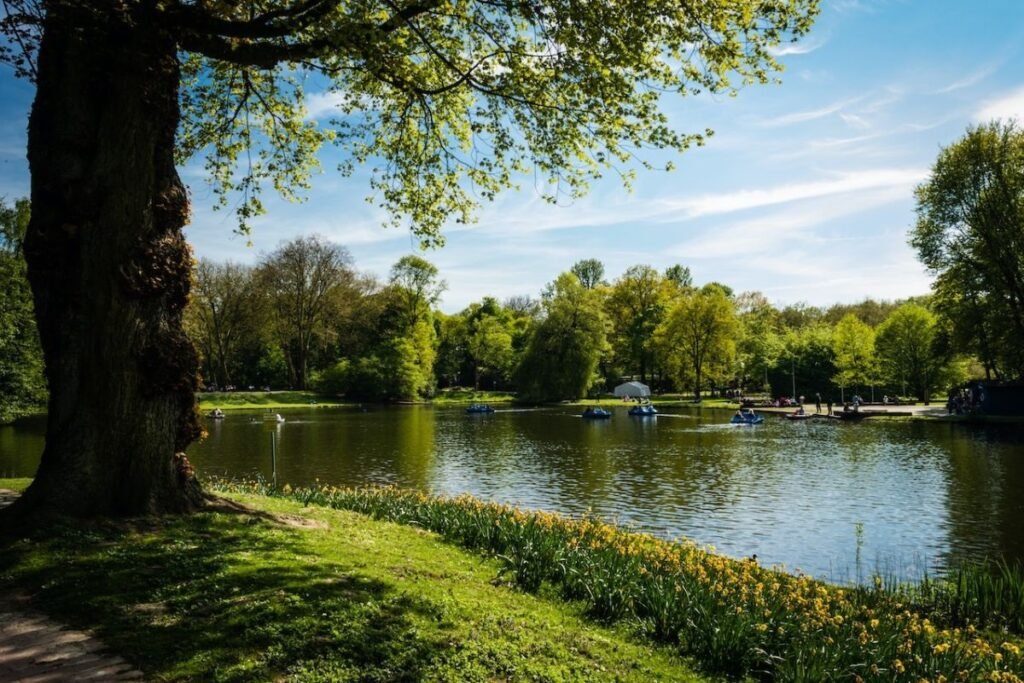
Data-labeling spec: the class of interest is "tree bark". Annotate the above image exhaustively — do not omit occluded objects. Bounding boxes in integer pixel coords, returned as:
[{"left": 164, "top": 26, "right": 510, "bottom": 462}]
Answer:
[{"left": 4, "top": 4, "right": 204, "bottom": 519}]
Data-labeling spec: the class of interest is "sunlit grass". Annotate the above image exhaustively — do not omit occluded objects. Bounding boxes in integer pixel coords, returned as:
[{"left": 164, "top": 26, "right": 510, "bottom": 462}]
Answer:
[
  {"left": 197, "top": 391, "right": 349, "bottom": 410},
  {"left": 0, "top": 478, "right": 31, "bottom": 492},
  {"left": 214, "top": 480, "right": 1024, "bottom": 682},
  {"left": 0, "top": 487, "right": 706, "bottom": 682},
  {"left": 429, "top": 388, "right": 517, "bottom": 405}
]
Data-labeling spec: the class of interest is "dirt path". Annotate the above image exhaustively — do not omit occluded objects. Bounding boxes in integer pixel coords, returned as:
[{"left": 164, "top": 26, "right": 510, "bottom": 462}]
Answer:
[{"left": 0, "top": 490, "right": 145, "bottom": 682}]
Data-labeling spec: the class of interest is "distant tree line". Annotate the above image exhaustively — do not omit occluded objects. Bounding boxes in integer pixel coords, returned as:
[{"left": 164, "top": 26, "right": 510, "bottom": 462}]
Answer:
[
  {"left": 0, "top": 120, "right": 1019, "bottom": 414},
  {"left": 182, "top": 238, "right": 969, "bottom": 405}
]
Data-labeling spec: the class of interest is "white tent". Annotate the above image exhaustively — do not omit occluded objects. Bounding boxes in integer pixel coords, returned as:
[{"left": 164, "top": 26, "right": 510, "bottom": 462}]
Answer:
[{"left": 613, "top": 381, "right": 650, "bottom": 398}]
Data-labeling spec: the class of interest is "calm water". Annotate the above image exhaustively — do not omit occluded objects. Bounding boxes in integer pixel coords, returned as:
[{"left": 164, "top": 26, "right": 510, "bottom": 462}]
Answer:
[{"left": 2, "top": 406, "right": 1022, "bottom": 581}]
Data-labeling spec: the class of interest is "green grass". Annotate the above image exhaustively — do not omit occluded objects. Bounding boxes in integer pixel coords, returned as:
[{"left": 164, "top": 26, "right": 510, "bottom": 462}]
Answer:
[
  {"left": 913, "top": 560, "right": 1024, "bottom": 633},
  {"left": 565, "top": 396, "right": 731, "bottom": 408},
  {"left": 0, "top": 478, "right": 31, "bottom": 492},
  {"left": 430, "top": 388, "right": 517, "bottom": 405},
  {"left": 241, "top": 482, "right": 1024, "bottom": 682},
  {"left": 197, "top": 391, "right": 351, "bottom": 411},
  {"left": 0, "top": 488, "right": 708, "bottom": 683}
]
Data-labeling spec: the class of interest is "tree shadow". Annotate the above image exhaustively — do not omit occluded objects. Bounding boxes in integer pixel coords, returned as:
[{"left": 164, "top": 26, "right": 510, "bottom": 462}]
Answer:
[{"left": 0, "top": 508, "right": 453, "bottom": 682}]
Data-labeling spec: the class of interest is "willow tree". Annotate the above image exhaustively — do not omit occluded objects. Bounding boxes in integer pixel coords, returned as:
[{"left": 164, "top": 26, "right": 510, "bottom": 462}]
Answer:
[{"left": 0, "top": 0, "right": 817, "bottom": 518}]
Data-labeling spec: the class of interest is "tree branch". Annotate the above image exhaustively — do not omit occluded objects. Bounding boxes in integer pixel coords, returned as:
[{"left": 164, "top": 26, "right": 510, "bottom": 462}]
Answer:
[{"left": 167, "top": 0, "right": 339, "bottom": 40}]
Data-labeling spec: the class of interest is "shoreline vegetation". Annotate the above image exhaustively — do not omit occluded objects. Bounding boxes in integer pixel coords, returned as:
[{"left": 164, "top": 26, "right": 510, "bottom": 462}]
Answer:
[
  {"left": 192, "top": 389, "right": 1016, "bottom": 423},
  {"left": 3, "top": 477, "right": 1022, "bottom": 681},
  {"left": 218, "top": 481, "right": 1024, "bottom": 682}
]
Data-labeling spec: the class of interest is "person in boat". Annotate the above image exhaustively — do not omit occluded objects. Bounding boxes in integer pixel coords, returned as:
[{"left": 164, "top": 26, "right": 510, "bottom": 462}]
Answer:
[{"left": 794, "top": 406, "right": 805, "bottom": 416}]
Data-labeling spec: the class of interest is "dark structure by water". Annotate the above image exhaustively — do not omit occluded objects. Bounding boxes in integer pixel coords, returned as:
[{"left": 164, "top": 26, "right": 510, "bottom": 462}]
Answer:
[{"left": 971, "top": 381, "right": 1024, "bottom": 416}]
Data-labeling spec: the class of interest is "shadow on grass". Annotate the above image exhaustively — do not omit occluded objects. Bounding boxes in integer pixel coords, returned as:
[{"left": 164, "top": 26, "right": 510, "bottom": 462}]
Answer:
[{"left": 0, "top": 510, "right": 451, "bottom": 682}]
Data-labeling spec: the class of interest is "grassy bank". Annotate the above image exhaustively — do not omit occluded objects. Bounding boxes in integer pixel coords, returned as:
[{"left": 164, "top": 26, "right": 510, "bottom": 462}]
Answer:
[
  {"left": 0, "top": 479, "right": 705, "bottom": 682},
  {"left": 197, "top": 390, "right": 350, "bottom": 411},
  {"left": 198, "top": 389, "right": 519, "bottom": 411},
  {"left": 228, "top": 482, "right": 1024, "bottom": 682},
  {"left": 430, "top": 388, "right": 517, "bottom": 406}
]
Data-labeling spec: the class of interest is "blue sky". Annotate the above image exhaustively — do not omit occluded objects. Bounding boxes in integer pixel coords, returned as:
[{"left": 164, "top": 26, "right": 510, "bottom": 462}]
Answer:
[{"left": 2, "top": 0, "right": 1023, "bottom": 312}]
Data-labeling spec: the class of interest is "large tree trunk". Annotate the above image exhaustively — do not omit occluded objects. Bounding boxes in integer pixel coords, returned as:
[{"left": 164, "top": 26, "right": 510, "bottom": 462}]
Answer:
[{"left": 5, "top": 4, "right": 204, "bottom": 519}]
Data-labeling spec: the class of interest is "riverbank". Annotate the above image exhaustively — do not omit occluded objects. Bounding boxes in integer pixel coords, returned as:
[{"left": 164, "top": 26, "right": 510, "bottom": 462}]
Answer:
[
  {"left": 197, "top": 390, "right": 348, "bottom": 411},
  {"left": 3, "top": 477, "right": 1023, "bottom": 680},
  {"left": 225, "top": 481, "right": 1024, "bottom": 682},
  {"left": 198, "top": 389, "right": 519, "bottom": 411},
  {"left": 0, "top": 479, "right": 706, "bottom": 683}
]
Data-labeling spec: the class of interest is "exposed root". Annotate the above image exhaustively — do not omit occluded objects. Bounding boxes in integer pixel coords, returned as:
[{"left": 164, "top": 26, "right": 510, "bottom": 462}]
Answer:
[{"left": 202, "top": 495, "right": 329, "bottom": 529}]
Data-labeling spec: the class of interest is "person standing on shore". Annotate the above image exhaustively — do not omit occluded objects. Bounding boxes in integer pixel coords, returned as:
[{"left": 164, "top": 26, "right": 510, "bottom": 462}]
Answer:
[{"left": 814, "top": 392, "right": 822, "bottom": 414}]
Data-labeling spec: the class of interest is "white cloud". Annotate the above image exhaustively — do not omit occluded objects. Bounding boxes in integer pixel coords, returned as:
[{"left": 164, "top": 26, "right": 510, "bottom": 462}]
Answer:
[
  {"left": 933, "top": 64, "right": 997, "bottom": 94},
  {"left": 304, "top": 92, "right": 348, "bottom": 119},
  {"left": 657, "top": 168, "right": 926, "bottom": 220},
  {"left": 769, "top": 35, "right": 828, "bottom": 57},
  {"left": 839, "top": 113, "right": 871, "bottom": 130},
  {"left": 304, "top": 91, "right": 378, "bottom": 120},
  {"left": 756, "top": 97, "right": 862, "bottom": 127},
  {"left": 666, "top": 184, "right": 909, "bottom": 261},
  {"left": 974, "top": 85, "right": 1024, "bottom": 122}
]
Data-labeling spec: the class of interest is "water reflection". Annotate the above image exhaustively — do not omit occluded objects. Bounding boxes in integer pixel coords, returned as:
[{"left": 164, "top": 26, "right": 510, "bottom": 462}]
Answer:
[{"left": 0, "top": 406, "right": 1022, "bottom": 580}]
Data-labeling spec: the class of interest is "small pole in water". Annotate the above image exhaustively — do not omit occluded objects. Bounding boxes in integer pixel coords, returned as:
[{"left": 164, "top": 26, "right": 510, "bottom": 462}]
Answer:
[
  {"left": 264, "top": 412, "right": 279, "bottom": 491},
  {"left": 270, "top": 431, "right": 278, "bottom": 491}
]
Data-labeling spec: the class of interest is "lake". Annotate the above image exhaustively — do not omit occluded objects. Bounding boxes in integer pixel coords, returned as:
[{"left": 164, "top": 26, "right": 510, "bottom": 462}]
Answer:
[{"left": 2, "top": 405, "right": 1022, "bottom": 581}]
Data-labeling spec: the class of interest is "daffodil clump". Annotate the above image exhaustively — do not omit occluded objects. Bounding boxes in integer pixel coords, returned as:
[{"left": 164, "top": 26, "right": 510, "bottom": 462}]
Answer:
[{"left": 211, "top": 480, "right": 1024, "bottom": 682}]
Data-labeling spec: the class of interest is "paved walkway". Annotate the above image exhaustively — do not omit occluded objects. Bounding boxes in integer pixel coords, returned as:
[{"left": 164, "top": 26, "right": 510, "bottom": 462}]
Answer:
[{"left": 0, "top": 490, "right": 145, "bottom": 682}]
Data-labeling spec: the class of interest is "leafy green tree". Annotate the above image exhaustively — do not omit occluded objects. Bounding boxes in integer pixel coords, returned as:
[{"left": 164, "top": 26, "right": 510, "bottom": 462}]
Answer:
[
  {"left": 912, "top": 121, "right": 1024, "bottom": 378},
  {"left": 570, "top": 259, "right": 606, "bottom": 290},
  {"left": 606, "top": 265, "right": 671, "bottom": 382},
  {"left": 823, "top": 299, "right": 901, "bottom": 328},
  {"left": 778, "top": 302, "right": 824, "bottom": 330},
  {"left": 0, "top": 198, "right": 45, "bottom": 423},
  {"left": 186, "top": 259, "right": 262, "bottom": 388},
  {"left": 735, "top": 291, "right": 782, "bottom": 393},
  {"left": 930, "top": 269, "right": 1002, "bottom": 379},
  {"left": 664, "top": 264, "right": 693, "bottom": 290},
  {"left": 657, "top": 287, "right": 738, "bottom": 401},
  {"left": 517, "top": 274, "right": 608, "bottom": 402},
  {"left": 0, "top": 0, "right": 817, "bottom": 516},
  {"left": 875, "top": 304, "right": 945, "bottom": 402},
  {"left": 389, "top": 255, "right": 446, "bottom": 330},
  {"left": 257, "top": 235, "right": 355, "bottom": 389},
  {"left": 831, "top": 313, "right": 877, "bottom": 398},
  {"left": 468, "top": 317, "right": 514, "bottom": 389},
  {"left": 770, "top": 324, "right": 835, "bottom": 402},
  {"left": 433, "top": 312, "right": 468, "bottom": 388}
]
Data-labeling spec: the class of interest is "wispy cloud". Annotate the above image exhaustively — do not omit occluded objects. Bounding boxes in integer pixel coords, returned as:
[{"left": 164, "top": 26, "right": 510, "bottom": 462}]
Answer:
[
  {"left": 932, "top": 63, "right": 998, "bottom": 94},
  {"left": 974, "top": 85, "right": 1024, "bottom": 122},
  {"left": 769, "top": 35, "right": 828, "bottom": 57},
  {"left": 462, "top": 167, "right": 927, "bottom": 240},
  {"left": 858, "top": 88, "right": 903, "bottom": 114},
  {"left": 666, "top": 184, "right": 910, "bottom": 261},
  {"left": 304, "top": 91, "right": 378, "bottom": 120},
  {"left": 839, "top": 113, "right": 871, "bottom": 130},
  {"left": 755, "top": 97, "right": 863, "bottom": 127},
  {"left": 658, "top": 168, "right": 926, "bottom": 220}
]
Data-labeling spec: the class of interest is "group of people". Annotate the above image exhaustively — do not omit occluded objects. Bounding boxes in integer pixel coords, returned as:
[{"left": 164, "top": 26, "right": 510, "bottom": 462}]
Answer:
[
  {"left": 946, "top": 387, "right": 981, "bottom": 415},
  {"left": 738, "top": 392, "right": 846, "bottom": 416}
]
